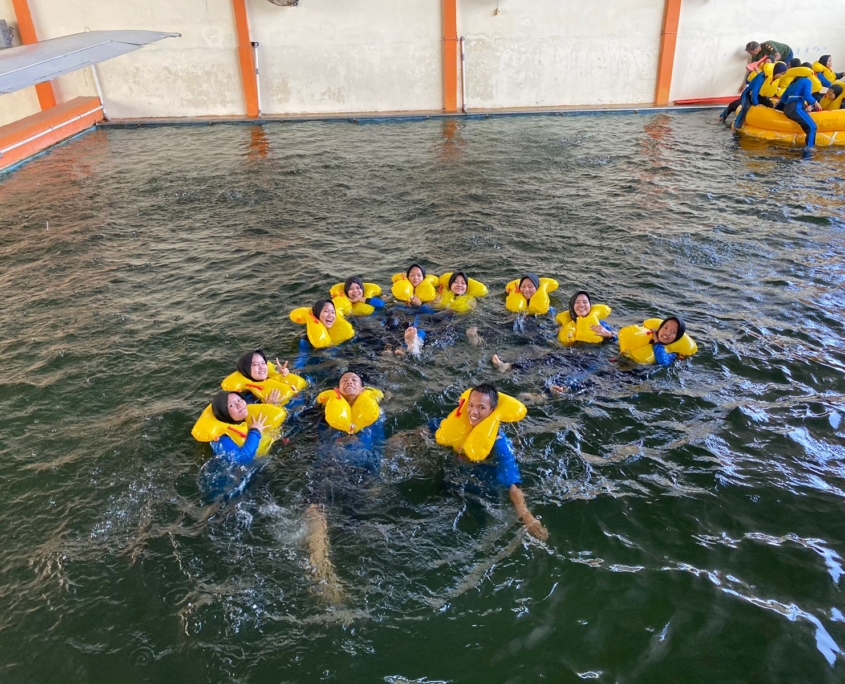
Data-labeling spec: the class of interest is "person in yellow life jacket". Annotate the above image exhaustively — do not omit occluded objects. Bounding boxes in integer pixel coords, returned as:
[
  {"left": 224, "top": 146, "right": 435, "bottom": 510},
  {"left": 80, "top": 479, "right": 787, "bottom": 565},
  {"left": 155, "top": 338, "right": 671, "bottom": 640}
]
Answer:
[
  {"left": 821, "top": 83, "right": 845, "bottom": 111},
  {"left": 227, "top": 349, "right": 304, "bottom": 406},
  {"left": 207, "top": 391, "right": 268, "bottom": 464},
  {"left": 800, "top": 62, "right": 825, "bottom": 100},
  {"left": 813, "top": 55, "right": 844, "bottom": 88}
]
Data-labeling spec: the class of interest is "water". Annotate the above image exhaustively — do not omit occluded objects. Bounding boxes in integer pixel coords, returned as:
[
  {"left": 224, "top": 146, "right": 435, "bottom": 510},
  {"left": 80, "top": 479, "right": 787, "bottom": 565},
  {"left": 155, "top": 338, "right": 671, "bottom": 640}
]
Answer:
[{"left": 1, "top": 113, "right": 845, "bottom": 683}]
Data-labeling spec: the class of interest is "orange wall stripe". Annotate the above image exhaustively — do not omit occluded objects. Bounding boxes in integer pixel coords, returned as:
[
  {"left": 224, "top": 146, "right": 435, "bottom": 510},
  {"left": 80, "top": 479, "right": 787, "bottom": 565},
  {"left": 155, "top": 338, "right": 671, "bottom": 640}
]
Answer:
[
  {"left": 10, "top": 0, "right": 57, "bottom": 110},
  {"left": 232, "top": 0, "right": 259, "bottom": 118},
  {"left": 654, "top": 0, "right": 682, "bottom": 105},
  {"left": 442, "top": 0, "right": 458, "bottom": 113}
]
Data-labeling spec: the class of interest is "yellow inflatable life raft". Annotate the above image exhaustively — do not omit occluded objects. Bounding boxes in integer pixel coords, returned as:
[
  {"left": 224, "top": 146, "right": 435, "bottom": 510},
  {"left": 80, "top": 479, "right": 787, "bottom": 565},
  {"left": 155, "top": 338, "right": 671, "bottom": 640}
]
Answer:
[
  {"left": 436, "top": 272, "right": 488, "bottom": 313},
  {"left": 618, "top": 318, "right": 698, "bottom": 365},
  {"left": 316, "top": 387, "right": 383, "bottom": 434},
  {"left": 736, "top": 104, "right": 845, "bottom": 146},
  {"left": 290, "top": 306, "right": 355, "bottom": 348},
  {"left": 221, "top": 363, "right": 307, "bottom": 405},
  {"left": 391, "top": 272, "right": 439, "bottom": 304},
  {"left": 504, "top": 277, "right": 559, "bottom": 315},
  {"left": 555, "top": 304, "right": 611, "bottom": 345},
  {"left": 435, "top": 389, "right": 526, "bottom": 462},
  {"left": 192, "top": 403, "right": 286, "bottom": 457},
  {"left": 329, "top": 281, "right": 382, "bottom": 316}
]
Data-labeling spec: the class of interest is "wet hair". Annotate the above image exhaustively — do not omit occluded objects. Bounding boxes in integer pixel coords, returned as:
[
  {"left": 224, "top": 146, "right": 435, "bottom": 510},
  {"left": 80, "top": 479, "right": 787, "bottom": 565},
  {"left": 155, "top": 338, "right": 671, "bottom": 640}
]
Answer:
[
  {"left": 236, "top": 349, "right": 266, "bottom": 381},
  {"left": 339, "top": 367, "right": 367, "bottom": 386},
  {"left": 344, "top": 276, "right": 364, "bottom": 296},
  {"left": 519, "top": 273, "right": 540, "bottom": 291},
  {"left": 568, "top": 290, "right": 591, "bottom": 320},
  {"left": 470, "top": 384, "right": 499, "bottom": 410},
  {"left": 746, "top": 41, "right": 760, "bottom": 52},
  {"left": 820, "top": 55, "right": 831, "bottom": 67},
  {"left": 773, "top": 62, "right": 787, "bottom": 77},
  {"left": 802, "top": 62, "right": 813, "bottom": 69},
  {"left": 406, "top": 263, "right": 426, "bottom": 279},
  {"left": 830, "top": 84, "right": 844, "bottom": 99},
  {"left": 311, "top": 299, "right": 334, "bottom": 320},
  {"left": 657, "top": 316, "right": 686, "bottom": 344},
  {"left": 211, "top": 391, "right": 240, "bottom": 424},
  {"left": 448, "top": 271, "right": 468, "bottom": 291},
  {"left": 790, "top": 57, "right": 802, "bottom": 68}
]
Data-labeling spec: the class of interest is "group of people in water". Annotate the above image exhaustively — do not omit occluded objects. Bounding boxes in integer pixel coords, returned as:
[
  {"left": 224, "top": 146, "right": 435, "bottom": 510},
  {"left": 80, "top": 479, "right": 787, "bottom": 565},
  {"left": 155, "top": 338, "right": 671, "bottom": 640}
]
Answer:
[
  {"left": 721, "top": 39, "right": 845, "bottom": 146},
  {"left": 191, "top": 266, "right": 698, "bottom": 600}
]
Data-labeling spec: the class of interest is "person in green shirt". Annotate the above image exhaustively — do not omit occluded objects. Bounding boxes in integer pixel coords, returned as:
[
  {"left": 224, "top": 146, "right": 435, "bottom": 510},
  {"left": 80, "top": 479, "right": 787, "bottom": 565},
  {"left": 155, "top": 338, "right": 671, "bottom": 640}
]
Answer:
[{"left": 746, "top": 40, "right": 793, "bottom": 64}]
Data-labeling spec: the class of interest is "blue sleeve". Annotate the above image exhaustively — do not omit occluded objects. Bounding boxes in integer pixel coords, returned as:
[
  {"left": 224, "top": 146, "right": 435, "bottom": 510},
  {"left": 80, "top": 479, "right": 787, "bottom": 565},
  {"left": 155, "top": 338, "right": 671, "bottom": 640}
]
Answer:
[
  {"left": 493, "top": 432, "right": 522, "bottom": 489},
  {"left": 210, "top": 429, "right": 261, "bottom": 465},
  {"left": 428, "top": 418, "right": 442, "bottom": 434},
  {"left": 653, "top": 343, "right": 678, "bottom": 367},
  {"left": 365, "top": 296, "right": 385, "bottom": 310},
  {"left": 748, "top": 72, "right": 765, "bottom": 105},
  {"left": 242, "top": 392, "right": 261, "bottom": 405},
  {"left": 600, "top": 320, "right": 617, "bottom": 340},
  {"left": 293, "top": 337, "right": 313, "bottom": 370},
  {"left": 818, "top": 72, "right": 833, "bottom": 88}
]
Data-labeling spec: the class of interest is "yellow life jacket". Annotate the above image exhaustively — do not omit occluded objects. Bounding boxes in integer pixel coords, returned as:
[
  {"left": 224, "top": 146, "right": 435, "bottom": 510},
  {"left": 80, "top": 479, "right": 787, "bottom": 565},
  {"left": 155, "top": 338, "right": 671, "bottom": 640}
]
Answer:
[
  {"left": 555, "top": 304, "right": 611, "bottom": 345},
  {"left": 822, "top": 80, "right": 845, "bottom": 110},
  {"left": 191, "top": 403, "right": 286, "bottom": 457},
  {"left": 316, "top": 387, "right": 383, "bottom": 434},
  {"left": 812, "top": 61, "right": 837, "bottom": 85},
  {"left": 504, "top": 277, "right": 559, "bottom": 315},
  {"left": 391, "top": 273, "right": 439, "bottom": 303},
  {"left": 290, "top": 307, "right": 355, "bottom": 348},
  {"left": 329, "top": 281, "right": 382, "bottom": 316},
  {"left": 435, "top": 389, "right": 526, "bottom": 462},
  {"left": 221, "top": 364, "right": 307, "bottom": 405},
  {"left": 618, "top": 318, "right": 698, "bottom": 365},
  {"left": 436, "top": 273, "right": 488, "bottom": 312},
  {"left": 758, "top": 63, "right": 781, "bottom": 98},
  {"left": 777, "top": 66, "right": 814, "bottom": 97}
]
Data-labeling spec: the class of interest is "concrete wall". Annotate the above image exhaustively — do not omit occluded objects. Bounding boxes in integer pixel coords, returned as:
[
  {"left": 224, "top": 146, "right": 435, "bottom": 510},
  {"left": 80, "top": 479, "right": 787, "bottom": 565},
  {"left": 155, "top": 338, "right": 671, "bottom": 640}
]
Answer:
[{"left": 2, "top": 0, "right": 845, "bottom": 123}]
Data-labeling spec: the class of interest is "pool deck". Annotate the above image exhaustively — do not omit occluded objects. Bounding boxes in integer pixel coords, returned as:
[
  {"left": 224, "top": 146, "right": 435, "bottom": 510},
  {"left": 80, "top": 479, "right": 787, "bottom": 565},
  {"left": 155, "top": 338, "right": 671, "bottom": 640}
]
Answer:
[{"left": 97, "top": 102, "right": 724, "bottom": 128}]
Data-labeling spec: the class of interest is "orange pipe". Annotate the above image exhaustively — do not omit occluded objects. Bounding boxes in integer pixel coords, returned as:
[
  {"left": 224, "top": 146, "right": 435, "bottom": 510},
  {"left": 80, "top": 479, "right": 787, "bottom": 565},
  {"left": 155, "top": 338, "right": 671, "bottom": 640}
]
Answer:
[
  {"left": 232, "top": 0, "right": 259, "bottom": 118},
  {"left": 10, "top": 0, "right": 57, "bottom": 110},
  {"left": 654, "top": 0, "right": 682, "bottom": 106},
  {"left": 442, "top": 0, "right": 458, "bottom": 113}
]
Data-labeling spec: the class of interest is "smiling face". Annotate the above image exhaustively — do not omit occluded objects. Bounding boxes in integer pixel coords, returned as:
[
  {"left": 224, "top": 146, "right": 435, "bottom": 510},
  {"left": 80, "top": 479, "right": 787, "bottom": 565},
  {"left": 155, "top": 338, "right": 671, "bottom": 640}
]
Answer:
[
  {"left": 338, "top": 372, "right": 364, "bottom": 403},
  {"left": 450, "top": 275, "right": 468, "bottom": 296},
  {"left": 825, "top": 56, "right": 833, "bottom": 69},
  {"left": 346, "top": 282, "right": 364, "bottom": 299},
  {"left": 657, "top": 319, "right": 680, "bottom": 344},
  {"left": 467, "top": 390, "right": 493, "bottom": 427},
  {"left": 319, "top": 302, "right": 336, "bottom": 328},
  {"left": 519, "top": 278, "right": 537, "bottom": 300},
  {"left": 227, "top": 393, "right": 248, "bottom": 422},
  {"left": 408, "top": 266, "right": 424, "bottom": 287},
  {"left": 573, "top": 293, "right": 591, "bottom": 318},
  {"left": 250, "top": 353, "right": 268, "bottom": 381}
]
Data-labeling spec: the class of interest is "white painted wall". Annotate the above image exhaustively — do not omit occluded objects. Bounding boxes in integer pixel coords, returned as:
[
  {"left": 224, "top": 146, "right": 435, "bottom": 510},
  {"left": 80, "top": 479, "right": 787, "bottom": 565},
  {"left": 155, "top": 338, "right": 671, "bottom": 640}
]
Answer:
[
  {"left": 672, "top": 0, "right": 845, "bottom": 101},
  {"left": 2, "top": 0, "right": 845, "bottom": 123}
]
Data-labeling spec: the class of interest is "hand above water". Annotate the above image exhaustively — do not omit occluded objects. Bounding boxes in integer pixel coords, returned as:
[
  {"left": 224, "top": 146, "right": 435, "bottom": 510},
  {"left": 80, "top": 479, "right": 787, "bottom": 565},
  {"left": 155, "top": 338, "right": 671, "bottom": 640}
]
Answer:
[
  {"left": 274, "top": 358, "right": 289, "bottom": 377},
  {"left": 249, "top": 412, "right": 267, "bottom": 434}
]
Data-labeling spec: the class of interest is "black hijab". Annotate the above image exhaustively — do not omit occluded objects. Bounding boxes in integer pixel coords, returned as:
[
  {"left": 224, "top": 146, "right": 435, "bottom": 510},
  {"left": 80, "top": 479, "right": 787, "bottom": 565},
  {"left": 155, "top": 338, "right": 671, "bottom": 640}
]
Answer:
[
  {"left": 448, "top": 271, "right": 468, "bottom": 291},
  {"left": 657, "top": 316, "right": 686, "bottom": 344},
  {"left": 407, "top": 263, "right": 426, "bottom": 279},
  {"left": 236, "top": 349, "right": 266, "bottom": 381},
  {"left": 568, "top": 291, "right": 591, "bottom": 320},
  {"left": 312, "top": 299, "right": 334, "bottom": 320},
  {"left": 344, "top": 276, "right": 364, "bottom": 296},
  {"left": 519, "top": 273, "right": 540, "bottom": 291},
  {"left": 820, "top": 55, "right": 831, "bottom": 68},
  {"left": 211, "top": 391, "right": 240, "bottom": 424}
]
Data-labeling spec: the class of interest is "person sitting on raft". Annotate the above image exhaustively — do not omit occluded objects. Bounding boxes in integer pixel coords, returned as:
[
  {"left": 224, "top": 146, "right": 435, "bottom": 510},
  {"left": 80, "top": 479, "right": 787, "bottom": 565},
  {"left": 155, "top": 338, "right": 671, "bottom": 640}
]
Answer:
[
  {"left": 207, "top": 391, "right": 268, "bottom": 464},
  {"left": 775, "top": 74, "right": 821, "bottom": 147},
  {"left": 731, "top": 62, "right": 787, "bottom": 128},
  {"left": 821, "top": 83, "right": 845, "bottom": 111},
  {"left": 812, "top": 55, "right": 843, "bottom": 89},
  {"left": 433, "top": 384, "right": 548, "bottom": 541},
  {"left": 225, "top": 349, "right": 305, "bottom": 405}
]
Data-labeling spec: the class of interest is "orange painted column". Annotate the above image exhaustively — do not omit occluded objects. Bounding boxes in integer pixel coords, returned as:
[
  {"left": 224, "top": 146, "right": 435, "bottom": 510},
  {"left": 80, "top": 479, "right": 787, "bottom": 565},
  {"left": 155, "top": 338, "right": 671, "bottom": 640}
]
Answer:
[
  {"left": 442, "top": 0, "right": 459, "bottom": 113},
  {"left": 232, "top": 0, "right": 259, "bottom": 118},
  {"left": 654, "top": 0, "right": 682, "bottom": 106},
  {"left": 11, "top": 0, "right": 57, "bottom": 110}
]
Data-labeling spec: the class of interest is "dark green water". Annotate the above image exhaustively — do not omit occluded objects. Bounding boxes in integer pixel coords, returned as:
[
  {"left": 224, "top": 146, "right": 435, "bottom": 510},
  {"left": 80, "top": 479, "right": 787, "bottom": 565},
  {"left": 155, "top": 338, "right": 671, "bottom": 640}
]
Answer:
[{"left": 1, "top": 113, "right": 845, "bottom": 683}]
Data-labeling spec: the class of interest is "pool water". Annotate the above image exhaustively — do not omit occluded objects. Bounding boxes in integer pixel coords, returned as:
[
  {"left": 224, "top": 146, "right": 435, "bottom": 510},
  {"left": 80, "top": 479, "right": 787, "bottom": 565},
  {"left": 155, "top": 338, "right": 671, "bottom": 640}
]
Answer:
[{"left": 1, "top": 113, "right": 845, "bottom": 682}]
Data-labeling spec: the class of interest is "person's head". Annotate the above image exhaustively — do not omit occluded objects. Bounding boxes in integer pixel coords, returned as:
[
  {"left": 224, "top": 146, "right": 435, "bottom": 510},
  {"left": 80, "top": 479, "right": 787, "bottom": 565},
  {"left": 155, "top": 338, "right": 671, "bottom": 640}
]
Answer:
[
  {"left": 569, "top": 291, "right": 592, "bottom": 319},
  {"left": 344, "top": 276, "right": 364, "bottom": 299},
  {"left": 449, "top": 272, "right": 468, "bottom": 296},
  {"left": 312, "top": 299, "right": 336, "bottom": 328},
  {"left": 827, "top": 84, "right": 844, "bottom": 101},
  {"left": 790, "top": 57, "right": 802, "bottom": 68},
  {"left": 745, "top": 41, "right": 761, "bottom": 57},
  {"left": 802, "top": 62, "right": 813, "bottom": 69},
  {"left": 407, "top": 263, "right": 426, "bottom": 287},
  {"left": 237, "top": 349, "right": 268, "bottom": 381},
  {"left": 467, "top": 384, "right": 498, "bottom": 427},
  {"left": 656, "top": 316, "right": 686, "bottom": 345},
  {"left": 772, "top": 62, "right": 787, "bottom": 78},
  {"left": 820, "top": 55, "right": 832, "bottom": 69},
  {"left": 518, "top": 273, "right": 539, "bottom": 300},
  {"left": 211, "top": 391, "right": 248, "bottom": 424},
  {"left": 338, "top": 370, "right": 364, "bottom": 403}
]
